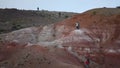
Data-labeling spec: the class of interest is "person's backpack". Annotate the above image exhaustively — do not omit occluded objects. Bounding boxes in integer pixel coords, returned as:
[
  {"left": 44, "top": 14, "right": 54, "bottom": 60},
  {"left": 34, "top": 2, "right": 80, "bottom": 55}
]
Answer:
[{"left": 85, "top": 59, "right": 90, "bottom": 65}]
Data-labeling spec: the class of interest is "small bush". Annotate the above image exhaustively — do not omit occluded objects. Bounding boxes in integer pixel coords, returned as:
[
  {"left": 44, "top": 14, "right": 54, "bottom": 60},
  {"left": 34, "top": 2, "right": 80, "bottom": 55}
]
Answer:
[
  {"left": 0, "top": 29, "right": 5, "bottom": 33},
  {"left": 12, "top": 23, "right": 22, "bottom": 30},
  {"left": 116, "top": 6, "right": 120, "bottom": 8},
  {"left": 93, "top": 11, "right": 96, "bottom": 15},
  {"left": 58, "top": 12, "right": 61, "bottom": 17},
  {"left": 65, "top": 15, "right": 69, "bottom": 18}
]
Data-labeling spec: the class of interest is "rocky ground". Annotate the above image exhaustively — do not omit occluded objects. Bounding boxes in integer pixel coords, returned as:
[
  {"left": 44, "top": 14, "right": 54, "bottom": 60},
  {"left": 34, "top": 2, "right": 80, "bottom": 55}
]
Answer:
[{"left": 0, "top": 8, "right": 120, "bottom": 68}]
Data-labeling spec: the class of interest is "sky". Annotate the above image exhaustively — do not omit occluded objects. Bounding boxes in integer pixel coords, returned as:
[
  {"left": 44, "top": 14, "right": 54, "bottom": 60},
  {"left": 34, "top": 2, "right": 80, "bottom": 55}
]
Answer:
[{"left": 0, "top": 0, "right": 120, "bottom": 13}]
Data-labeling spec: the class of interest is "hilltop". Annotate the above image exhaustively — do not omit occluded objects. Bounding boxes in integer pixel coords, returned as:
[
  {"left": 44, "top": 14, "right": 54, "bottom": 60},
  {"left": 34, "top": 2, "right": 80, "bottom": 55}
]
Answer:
[
  {"left": 0, "top": 8, "right": 77, "bottom": 34},
  {"left": 0, "top": 8, "right": 120, "bottom": 68},
  {"left": 84, "top": 8, "right": 120, "bottom": 16}
]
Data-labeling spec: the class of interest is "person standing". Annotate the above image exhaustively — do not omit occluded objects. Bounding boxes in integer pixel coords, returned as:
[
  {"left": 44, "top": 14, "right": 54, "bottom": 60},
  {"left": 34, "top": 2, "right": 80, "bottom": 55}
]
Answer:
[
  {"left": 84, "top": 57, "right": 90, "bottom": 68},
  {"left": 37, "top": 7, "right": 39, "bottom": 11},
  {"left": 75, "top": 22, "right": 80, "bottom": 29}
]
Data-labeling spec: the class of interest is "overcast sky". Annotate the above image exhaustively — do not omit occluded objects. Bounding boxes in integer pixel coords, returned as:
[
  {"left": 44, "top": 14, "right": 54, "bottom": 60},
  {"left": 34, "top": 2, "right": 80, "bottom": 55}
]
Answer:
[{"left": 0, "top": 0, "right": 120, "bottom": 13}]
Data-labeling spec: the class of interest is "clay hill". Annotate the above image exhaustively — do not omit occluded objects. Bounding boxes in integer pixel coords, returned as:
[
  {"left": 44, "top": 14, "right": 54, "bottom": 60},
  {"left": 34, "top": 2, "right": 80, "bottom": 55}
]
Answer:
[
  {"left": 0, "top": 8, "right": 77, "bottom": 34},
  {"left": 0, "top": 8, "right": 120, "bottom": 68}
]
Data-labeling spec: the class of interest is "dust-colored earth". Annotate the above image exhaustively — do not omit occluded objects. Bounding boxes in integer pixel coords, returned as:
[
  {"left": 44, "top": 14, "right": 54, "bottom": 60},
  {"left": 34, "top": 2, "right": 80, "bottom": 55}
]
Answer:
[{"left": 0, "top": 8, "right": 120, "bottom": 68}]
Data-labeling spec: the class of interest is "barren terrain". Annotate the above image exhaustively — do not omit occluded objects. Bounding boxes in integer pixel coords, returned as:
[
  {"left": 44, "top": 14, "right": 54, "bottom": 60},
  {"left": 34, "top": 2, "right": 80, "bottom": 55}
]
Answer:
[{"left": 0, "top": 8, "right": 120, "bottom": 68}]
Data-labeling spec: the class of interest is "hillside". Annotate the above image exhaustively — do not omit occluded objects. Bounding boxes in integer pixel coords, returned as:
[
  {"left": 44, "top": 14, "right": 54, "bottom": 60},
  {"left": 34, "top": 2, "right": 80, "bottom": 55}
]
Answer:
[
  {"left": 0, "top": 8, "right": 120, "bottom": 68},
  {"left": 84, "top": 8, "right": 120, "bottom": 16},
  {"left": 0, "top": 8, "right": 77, "bottom": 34}
]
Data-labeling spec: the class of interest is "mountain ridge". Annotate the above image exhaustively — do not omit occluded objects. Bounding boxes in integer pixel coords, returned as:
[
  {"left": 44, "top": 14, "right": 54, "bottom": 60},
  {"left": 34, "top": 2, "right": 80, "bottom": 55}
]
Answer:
[{"left": 0, "top": 8, "right": 77, "bottom": 34}]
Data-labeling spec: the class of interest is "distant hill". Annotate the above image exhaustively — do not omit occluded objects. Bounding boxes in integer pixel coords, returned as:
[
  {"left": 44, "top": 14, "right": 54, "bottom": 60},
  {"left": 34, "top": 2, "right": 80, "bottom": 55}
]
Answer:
[
  {"left": 84, "top": 8, "right": 120, "bottom": 16},
  {"left": 0, "top": 8, "right": 77, "bottom": 34}
]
